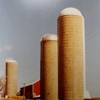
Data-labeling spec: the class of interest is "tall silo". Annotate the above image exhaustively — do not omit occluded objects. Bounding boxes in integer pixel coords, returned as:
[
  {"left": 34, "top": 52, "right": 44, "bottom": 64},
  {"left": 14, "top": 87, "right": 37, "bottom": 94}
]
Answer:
[
  {"left": 40, "top": 34, "right": 58, "bottom": 100},
  {"left": 5, "top": 59, "right": 18, "bottom": 95},
  {"left": 58, "top": 8, "right": 84, "bottom": 100}
]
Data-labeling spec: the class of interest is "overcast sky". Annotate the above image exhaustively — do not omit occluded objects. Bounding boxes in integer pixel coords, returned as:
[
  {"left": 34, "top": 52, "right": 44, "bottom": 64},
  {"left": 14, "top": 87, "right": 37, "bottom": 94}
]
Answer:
[{"left": 0, "top": 0, "right": 100, "bottom": 98}]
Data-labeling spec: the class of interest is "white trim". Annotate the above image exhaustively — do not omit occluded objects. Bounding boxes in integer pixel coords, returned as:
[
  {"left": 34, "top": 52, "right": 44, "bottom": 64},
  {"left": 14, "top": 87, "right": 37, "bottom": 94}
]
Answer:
[{"left": 21, "top": 79, "right": 40, "bottom": 88}]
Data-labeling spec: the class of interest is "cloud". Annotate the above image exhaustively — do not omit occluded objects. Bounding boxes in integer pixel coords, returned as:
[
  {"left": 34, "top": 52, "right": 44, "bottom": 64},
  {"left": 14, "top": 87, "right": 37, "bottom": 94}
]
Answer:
[
  {"left": 3, "top": 45, "right": 13, "bottom": 51},
  {"left": 0, "top": 44, "right": 13, "bottom": 53}
]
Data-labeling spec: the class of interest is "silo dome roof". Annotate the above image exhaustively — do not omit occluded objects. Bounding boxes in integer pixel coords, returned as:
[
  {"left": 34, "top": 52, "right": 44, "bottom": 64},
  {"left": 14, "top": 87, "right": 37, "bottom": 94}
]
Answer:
[
  {"left": 84, "top": 90, "right": 91, "bottom": 99},
  {"left": 5, "top": 59, "right": 17, "bottom": 63},
  {"left": 59, "top": 7, "right": 82, "bottom": 17},
  {"left": 41, "top": 34, "right": 57, "bottom": 41}
]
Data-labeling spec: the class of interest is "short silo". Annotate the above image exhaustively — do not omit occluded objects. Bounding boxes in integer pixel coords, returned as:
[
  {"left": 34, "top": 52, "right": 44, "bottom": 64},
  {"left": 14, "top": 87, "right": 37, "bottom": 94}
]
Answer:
[
  {"left": 5, "top": 59, "right": 18, "bottom": 95},
  {"left": 58, "top": 8, "right": 84, "bottom": 100},
  {"left": 40, "top": 34, "right": 58, "bottom": 100}
]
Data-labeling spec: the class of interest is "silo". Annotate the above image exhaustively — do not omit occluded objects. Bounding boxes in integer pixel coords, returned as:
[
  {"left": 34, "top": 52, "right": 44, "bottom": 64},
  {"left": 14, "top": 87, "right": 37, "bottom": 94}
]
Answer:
[
  {"left": 40, "top": 34, "right": 58, "bottom": 100},
  {"left": 5, "top": 59, "right": 18, "bottom": 95},
  {"left": 58, "top": 8, "right": 84, "bottom": 100}
]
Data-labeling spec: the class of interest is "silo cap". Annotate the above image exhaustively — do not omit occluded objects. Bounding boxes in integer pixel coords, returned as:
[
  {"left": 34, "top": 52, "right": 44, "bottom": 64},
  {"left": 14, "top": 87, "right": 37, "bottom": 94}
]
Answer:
[
  {"left": 59, "top": 7, "right": 82, "bottom": 17},
  {"left": 41, "top": 34, "right": 57, "bottom": 41},
  {"left": 5, "top": 59, "right": 17, "bottom": 63}
]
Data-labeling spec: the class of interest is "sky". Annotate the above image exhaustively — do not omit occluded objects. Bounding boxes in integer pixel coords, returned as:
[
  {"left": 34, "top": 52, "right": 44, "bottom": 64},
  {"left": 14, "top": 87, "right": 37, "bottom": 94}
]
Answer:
[{"left": 0, "top": 0, "right": 100, "bottom": 98}]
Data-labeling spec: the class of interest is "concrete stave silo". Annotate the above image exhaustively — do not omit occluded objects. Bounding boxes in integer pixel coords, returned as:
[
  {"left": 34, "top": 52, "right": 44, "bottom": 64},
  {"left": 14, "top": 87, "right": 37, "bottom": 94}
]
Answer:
[
  {"left": 5, "top": 59, "right": 18, "bottom": 96},
  {"left": 58, "top": 8, "right": 84, "bottom": 100},
  {"left": 40, "top": 34, "right": 58, "bottom": 100}
]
